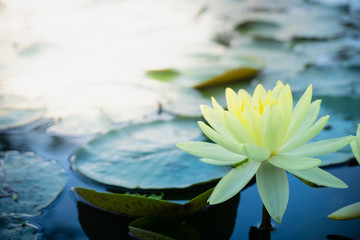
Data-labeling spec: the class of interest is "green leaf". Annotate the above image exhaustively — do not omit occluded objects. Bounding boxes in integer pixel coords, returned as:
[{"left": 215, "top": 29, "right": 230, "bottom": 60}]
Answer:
[
  {"left": 72, "top": 118, "right": 230, "bottom": 189},
  {"left": 129, "top": 217, "right": 201, "bottom": 240},
  {"left": 328, "top": 202, "right": 360, "bottom": 220},
  {"left": 146, "top": 69, "right": 180, "bottom": 82},
  {"left": 0, "top": 151, "right": 66, "bottom": 216},
  {"left": 193, "top": 65, "right": 261, "bottom": 89},
  {"left": 74, "top": 187, "right": 213, "bottom": 218}
]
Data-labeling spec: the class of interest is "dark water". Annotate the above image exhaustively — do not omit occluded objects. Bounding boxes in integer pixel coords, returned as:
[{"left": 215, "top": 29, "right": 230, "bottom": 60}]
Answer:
[{"left": 1, "top": 121, "right": 360, "bottom": 240}]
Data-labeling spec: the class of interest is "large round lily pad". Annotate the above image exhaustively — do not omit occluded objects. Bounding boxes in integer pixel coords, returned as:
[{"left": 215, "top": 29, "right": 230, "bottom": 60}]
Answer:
[
  {"left": 0, "top": 151, "right": 66, "bottom": 216},
  {"left": 72, "top": 118, "right": 230, "bottom": 189}
]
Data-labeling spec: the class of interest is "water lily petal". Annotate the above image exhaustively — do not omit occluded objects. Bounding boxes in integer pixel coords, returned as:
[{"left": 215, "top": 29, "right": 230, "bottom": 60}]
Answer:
[
  {"left": 176, "top": 141, "right": 246, "bottom": 164},
  {"left": 285, "top": 85, "right": 312, "bottom": 141},
  {"left": 279, "top": 115, "right": 329, "bottom": 153},
  {"left": 241, "top": 96, "right": 261, "bottom": 142},
  {"left": 256, "top": 161, "right": 289, "bottom": 223},
  {"left": 350, "top": 124, "right": 360, "bottom": 164},
  {"left": 198, "top": 121, "right": 240, "bottom": 154},
  {"left": 268, "top": 154, "right": 321, "bottom": 170},
  {"left": 272, "top": 81, "right": 285, "bottom": 99},
  {"left": 328, "top": 202, "right": 360, "bottom": 220},
  {"left": 209, "top": 160, "right": 260, "bottom": 204},
  {"left": 286, "top": 136, "right": 355, "bottom": 157},
  {"left": 252, "top": 84, "right": 267, "bottom": 106},
  {"left": 200, "top": 105, "right": 232, "bottom": 140},
  {"left": 238, "top": 143, "right": 270, "bottom": 162},
  {"left": 223, "top": 111, "right": 257, "bottom": 145},
  {"left": 260, "top": 103, "right": 284, "bottom": 152},
  {"left": 199, "top": 158, "right": 243, "bottom": 166},
  {"left": 226, "top": 88, "right": 241, "bottom": 115},
  {"left": 288, "top": 167, "right": 348, "bottom": 188},
  {"left": 281, "top": 100, "right": 321, "bottom": 148}
]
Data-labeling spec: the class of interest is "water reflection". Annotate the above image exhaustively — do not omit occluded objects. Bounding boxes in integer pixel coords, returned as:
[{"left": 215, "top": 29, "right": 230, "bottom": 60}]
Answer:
[
  {"left": 249, "top": 226, "right": 270, "bottom": 240},
  {"left": 77, "top": 193, "right": 239, "bottom": 240}
]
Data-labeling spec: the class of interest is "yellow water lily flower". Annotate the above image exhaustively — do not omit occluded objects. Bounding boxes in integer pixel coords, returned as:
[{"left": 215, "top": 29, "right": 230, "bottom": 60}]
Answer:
[
  {"left": 177, "top": 81, "right": 355, "bottom": 223},
  {"left": 328, "top": 123, "right": 360, "bottom": 221}
]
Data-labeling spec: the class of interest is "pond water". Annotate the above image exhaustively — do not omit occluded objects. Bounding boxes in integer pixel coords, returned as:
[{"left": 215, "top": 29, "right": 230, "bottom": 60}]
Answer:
[
  {"left": 1, "top": 124, "right": 360, "bottom": 239},
  {"left": 1, "top": 0, "right": 360, "bottom": 239}
]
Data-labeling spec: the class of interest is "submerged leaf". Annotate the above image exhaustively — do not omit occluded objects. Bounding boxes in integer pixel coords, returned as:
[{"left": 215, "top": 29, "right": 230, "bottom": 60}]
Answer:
[{"left": 129, "top": 217, "right": 201, "bottom": 240}]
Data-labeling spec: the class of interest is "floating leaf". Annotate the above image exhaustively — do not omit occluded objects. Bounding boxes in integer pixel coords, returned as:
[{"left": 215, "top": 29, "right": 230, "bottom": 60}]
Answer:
[
  {"left": 40, "top": 82, "right": 209, "bottom": 135},
  {"left": 236, "top": 20, "right": 281, "bottom": 39},
  {"left": 0, "top": 95, "right": 45, "bottom": 131},
  {"left": 0, "top": 151, "right": 66, "bottom": 216},
  {"left": 235, "top": 6, "right": 344, "bottom": 41},
  {"left": 72, "top": 118, "right": 230, "bottom": 189},
  {"left": 146, "top": 56, "right": 263, "bottom": 89},
  {"left": 129, "top": 217, "right": 201, "bottom": 240},
  {"left": 288, "top": 66, "right": 360, "bottom": 96},
  {"left": 74, "top": 187, "right": 212, "bottom": 218},
  {"left": 0, "top": 215, "right": 40, "bottom": 240},
  {"left": 224, "top": 39, "right": 309, "bottom": 88}
]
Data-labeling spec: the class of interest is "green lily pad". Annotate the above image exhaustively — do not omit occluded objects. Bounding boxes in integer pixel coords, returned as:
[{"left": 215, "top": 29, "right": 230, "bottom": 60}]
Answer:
[
  {"left": 72, "top": 118, "right": 230, "bottom": 189},
  {"left": 0, "top": 215, "right": 40, "bottom": 240},
  {"left": 74, "top": 187, "right": 212, "bottom": 218},
  {"left": 129, "top": 217, "right": 201, "bottom": 240},
  {"left": 146, "top": 56, "right": 263, "bottom": 89},
  {"left": 0, "top": 151, "right": 66, "bottom": 216},
  {"left": 0, "top": 95, "right": 45, "bottom": 131}
]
